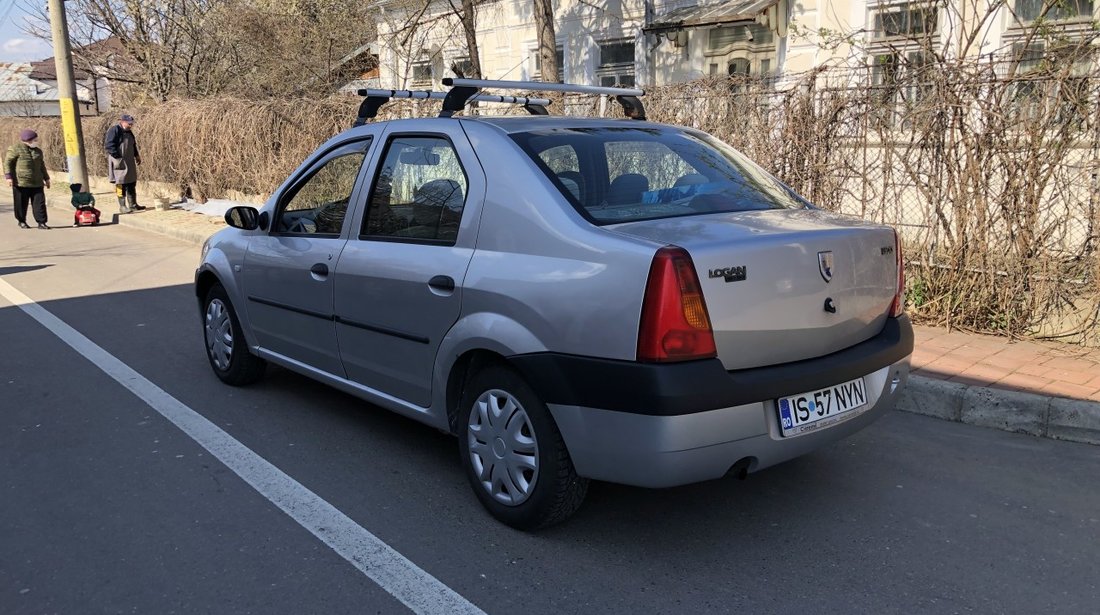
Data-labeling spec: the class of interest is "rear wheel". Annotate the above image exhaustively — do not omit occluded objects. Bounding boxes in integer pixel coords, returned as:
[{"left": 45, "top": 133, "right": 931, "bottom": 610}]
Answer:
[
  {"left": 458, "top": 364, "right": 588, "bottom": 530},
  {"left": 203, "top": 284, "right": 266, "bottom": 386}
]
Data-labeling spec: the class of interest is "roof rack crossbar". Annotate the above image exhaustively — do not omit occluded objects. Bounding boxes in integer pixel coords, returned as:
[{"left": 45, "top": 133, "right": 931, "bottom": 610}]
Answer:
[
  {"left": 355, "top": 88, "right": 551, "bottom": 125},
  {"left": 441, "top": 78, "right": 647, "bottom": 120},
  {"left": 442, "top": 78, "right": 643, "bottom": 97}
]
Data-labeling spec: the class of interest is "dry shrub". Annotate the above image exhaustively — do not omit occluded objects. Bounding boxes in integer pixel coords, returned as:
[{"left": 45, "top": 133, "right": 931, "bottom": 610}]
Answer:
[
  {"left": 1, "top": 98, "right": 357, "bottom": 197},
  {"left": 2, "top": 66, "right": 1097, "bottom": 342}
]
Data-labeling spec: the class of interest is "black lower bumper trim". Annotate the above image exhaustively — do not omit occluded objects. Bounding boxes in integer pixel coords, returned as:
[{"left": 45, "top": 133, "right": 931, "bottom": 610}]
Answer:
[{"left": 509, "top": 315, "right": 914, "bottom": 416}]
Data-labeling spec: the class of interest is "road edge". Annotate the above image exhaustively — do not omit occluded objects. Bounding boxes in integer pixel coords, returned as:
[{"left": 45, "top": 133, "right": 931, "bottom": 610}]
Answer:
[{"left": 897, "top": 375, "right": 1100, "bottom": 446}]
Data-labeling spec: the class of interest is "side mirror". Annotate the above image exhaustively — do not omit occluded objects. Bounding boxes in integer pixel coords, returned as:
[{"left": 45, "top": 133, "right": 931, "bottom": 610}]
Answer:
[{"left": 225, "top": 206, "right": 260, "bottom": 230}]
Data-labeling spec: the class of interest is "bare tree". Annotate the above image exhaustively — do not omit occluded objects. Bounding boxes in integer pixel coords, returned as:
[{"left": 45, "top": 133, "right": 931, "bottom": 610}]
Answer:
[
  {"left": 448, "top": 0, "right": 483, "bottom": 78},
  {"left": 532, "top": 0, "right": 558, "bottom": 83},
  {"left": 20, "top": 0, "right": 376, "bottom": 103}
]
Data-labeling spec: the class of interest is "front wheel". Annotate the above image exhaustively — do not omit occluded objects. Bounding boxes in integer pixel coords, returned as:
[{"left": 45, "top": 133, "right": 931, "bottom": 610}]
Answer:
[
  {"left": 458, "top": 364, "right": 588, "bottom": 530},
  {"left": 203, "top": 284, "right": 266, "bottom": 386}
]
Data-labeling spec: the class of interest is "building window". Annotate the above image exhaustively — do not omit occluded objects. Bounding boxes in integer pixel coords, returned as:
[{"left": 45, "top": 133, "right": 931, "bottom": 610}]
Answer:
[
  {"left": 533, "top": 45, "right": 565, "bottom": 83},
  {"left": 728, "top": 58, "right": 751, "bottom": 76},
  {"left": 704, "top": 22, "right": 776, "bottom": 90},
  {"left": 411, "top": 59, "right": 432, "bottom": 86},
  {"left": 450, "top": 57, "right": 474, "bottom": 78},
  {"left": 707, "top": 23, "right": 773, "bottom": 50},
  {"left": 1016, "top": 0, "right": 1093, "bottom": 22},
  {"left": 1010, "top": 41, "right": 1094, "bottom": 126},
  {"left": 872, "top": 4, "right": 938, "bottom": 39},
  {"left": 872, "top": 51, "right": 930, "bottom": 126},
  {"left": 597, "top": 40, "right": 635, "bottom": 88}
]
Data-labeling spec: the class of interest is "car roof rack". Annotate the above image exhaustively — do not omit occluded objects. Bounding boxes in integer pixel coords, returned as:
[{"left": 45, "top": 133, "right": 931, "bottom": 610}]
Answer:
[
  {"left": 354, "top": 88, "right": 552, "bottom": 126},
  {"left": 441, "top": 78, "right": 646, "bottom": 121}
]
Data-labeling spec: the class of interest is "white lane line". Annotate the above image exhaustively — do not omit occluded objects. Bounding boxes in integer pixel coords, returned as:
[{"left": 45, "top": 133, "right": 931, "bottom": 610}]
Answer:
[{"left": 0, "top": 278, "right": 486, "bottom": 615}]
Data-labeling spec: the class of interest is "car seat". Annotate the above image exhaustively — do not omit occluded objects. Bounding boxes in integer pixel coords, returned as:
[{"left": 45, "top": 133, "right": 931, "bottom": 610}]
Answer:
[
  {"left": 556, "top": 170, "right": 585, "bottom": 202},
  {"left": 674, "top": 173, "right": 708, "bottom": 187},
  {"left": 606, "top": 173, "right": 649, "bottom": 206}
]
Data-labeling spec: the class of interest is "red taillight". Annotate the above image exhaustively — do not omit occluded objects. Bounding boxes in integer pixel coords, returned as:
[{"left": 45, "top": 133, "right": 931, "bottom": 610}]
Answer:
[
  {"left": 889, "top": 231, "right": 905, "bottom": 317},
  {"left": 638, "top": 246, "right": 718, "bottom": 362}
]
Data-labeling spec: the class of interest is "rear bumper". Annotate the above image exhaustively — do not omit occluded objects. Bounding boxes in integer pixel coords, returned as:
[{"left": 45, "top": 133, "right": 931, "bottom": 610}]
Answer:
[
  {"left": 548, "top": 358, "right": 910, "bottom": 487},
  {"left": 512, "top": 315, "right": 914, "bottom": 488},
  {"left": 512, "top": 315, "right": 914, "bottom": 416}
]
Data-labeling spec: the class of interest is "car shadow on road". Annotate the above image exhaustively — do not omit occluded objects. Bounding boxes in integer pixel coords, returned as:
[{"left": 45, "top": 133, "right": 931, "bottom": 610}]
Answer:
[{"left": 0, "top": 264, "right": 53, "bottom": 276}]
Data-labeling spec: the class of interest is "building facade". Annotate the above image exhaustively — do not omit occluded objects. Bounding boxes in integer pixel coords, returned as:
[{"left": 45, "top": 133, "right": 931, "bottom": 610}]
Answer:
[{"left": 373, "top": 0, "right": 1098, "bottom": 89}]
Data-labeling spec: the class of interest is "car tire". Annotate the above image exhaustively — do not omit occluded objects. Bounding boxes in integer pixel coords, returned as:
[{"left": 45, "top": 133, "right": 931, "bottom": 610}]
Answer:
[
  {"left": 458, "top": 363, "right": 588, "bottom": 530},
  {"left": 203, "top": 283, "right": 266, "bottom": 386}
]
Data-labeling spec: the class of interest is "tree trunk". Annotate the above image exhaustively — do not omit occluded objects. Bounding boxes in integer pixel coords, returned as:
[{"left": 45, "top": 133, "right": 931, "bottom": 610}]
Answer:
[
  {"left": 533, "top": 0, "right": 558, "bottom": 83},
  {"left": 459, "top": 0, "right": 482, "bottom": 78}
]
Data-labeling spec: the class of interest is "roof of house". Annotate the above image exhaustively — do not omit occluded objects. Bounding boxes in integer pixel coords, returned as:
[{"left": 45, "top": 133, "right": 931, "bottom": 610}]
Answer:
[
  {"left": 28, "top": 59, "right": 94, "bottom": 81},
  {"left": 0, "top": 62, "right": 95, "bottom": 104},
  {"left": 32, "top": 36, "right": 132, "bottom": 81}
]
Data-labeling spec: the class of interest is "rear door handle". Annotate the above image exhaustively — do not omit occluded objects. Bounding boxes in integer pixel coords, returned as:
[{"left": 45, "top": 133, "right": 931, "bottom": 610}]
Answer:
[
  {"left": 428, "top": 275, "right": 455, "bottom": 293},
  {"left": 310, "top": 263, "right": 329, "bottom": 277}
]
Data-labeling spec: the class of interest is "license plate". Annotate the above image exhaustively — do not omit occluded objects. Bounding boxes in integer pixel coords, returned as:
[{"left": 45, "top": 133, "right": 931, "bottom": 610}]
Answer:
[{"left": 777, "top": 377, "right": 868, "bottom": 437}]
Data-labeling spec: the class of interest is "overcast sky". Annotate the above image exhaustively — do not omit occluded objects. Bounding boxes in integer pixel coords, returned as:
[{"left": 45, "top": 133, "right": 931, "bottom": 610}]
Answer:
[{"left": 1, "top": 1, "right": 53, "bottom": 63}]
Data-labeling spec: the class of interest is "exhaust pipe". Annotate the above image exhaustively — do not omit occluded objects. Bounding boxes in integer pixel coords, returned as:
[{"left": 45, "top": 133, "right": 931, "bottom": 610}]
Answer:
[{"left": 727, "top": 457, "right": 753, "bottom": 480}]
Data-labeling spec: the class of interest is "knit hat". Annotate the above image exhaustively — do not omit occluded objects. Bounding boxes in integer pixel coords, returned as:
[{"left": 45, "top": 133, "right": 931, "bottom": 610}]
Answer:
[
  {"left": 119, "top": 114, "right": 135, "bottom": 122},
  {"left": 19, "top": 129, "right": 37, "bottom": 142}
]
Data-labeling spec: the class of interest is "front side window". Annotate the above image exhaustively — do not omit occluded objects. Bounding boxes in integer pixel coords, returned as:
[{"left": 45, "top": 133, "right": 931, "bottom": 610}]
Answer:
[
  {"left": 512, "top": 127, "right": 807, "bottom": 225},
  {"left": 363, "top": 136, "right": 468, "bottom": 243},
  {"left": 276, "top": 142, "right": 369, "bottom": 235}
]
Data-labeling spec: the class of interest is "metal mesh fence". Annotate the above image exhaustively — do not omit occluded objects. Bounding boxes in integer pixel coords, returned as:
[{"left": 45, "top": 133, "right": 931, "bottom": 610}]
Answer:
[{"left": 2, "top": 63, "right": 1097, "bottom": 341}]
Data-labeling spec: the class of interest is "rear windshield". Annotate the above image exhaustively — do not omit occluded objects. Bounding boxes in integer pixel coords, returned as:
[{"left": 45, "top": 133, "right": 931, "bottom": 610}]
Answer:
[{"left": 511, "top": 126, "right": 808, "bottom": 224}]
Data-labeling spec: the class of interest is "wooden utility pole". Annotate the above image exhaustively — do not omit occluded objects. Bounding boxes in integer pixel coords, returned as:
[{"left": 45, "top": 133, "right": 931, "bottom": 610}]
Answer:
[{"left": 47, "top": 0, "right": 90, "bottom": 189}]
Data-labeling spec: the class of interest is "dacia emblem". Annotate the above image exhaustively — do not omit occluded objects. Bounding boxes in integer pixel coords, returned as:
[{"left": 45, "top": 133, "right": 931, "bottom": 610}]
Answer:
[{"left": 818, "top": 251, "right": 834, "bottom": 283}]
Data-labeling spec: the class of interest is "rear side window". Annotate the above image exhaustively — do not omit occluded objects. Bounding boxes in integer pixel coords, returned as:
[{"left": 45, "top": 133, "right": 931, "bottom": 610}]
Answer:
[
  {"left": 512, "top": 127, "right": 807, "bottom": 225},
  {"left": 363, "top": 136, "right": 468, "bottom": 243}
]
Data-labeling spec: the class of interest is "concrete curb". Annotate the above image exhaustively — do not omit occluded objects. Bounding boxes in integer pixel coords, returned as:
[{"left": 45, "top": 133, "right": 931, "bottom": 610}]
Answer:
[
  {"left": 115, "top": 211, "right": 218, "bottom": 245},
  {"left": 897, "top": 375, "right": 1100, "bottom": 446},
  {"left": 45, "top": 194, "right": 1100, "bottom": 447}
]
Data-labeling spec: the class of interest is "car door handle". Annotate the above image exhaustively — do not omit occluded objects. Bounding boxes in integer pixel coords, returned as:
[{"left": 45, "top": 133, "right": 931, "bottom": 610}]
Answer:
[
  {"left": 310, "top": 263, "right": 329, "bottom": 277},
  {"left": 428, "top": 275, "right": 455, "bottom": 293}
]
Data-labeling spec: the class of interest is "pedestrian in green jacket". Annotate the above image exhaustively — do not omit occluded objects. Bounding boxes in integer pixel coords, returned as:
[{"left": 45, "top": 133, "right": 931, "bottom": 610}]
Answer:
[{"left": 4, "top": 129, "right": 51, "bottom": 229}]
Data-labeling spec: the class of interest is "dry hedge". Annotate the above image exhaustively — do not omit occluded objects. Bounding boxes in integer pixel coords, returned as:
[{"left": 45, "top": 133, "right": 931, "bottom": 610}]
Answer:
[
  {"left": 2, "top": 70, "right": 1097, "bottom": 343},
  {"left": 1, "top": 98, "right": 360, "bottom": 198}
]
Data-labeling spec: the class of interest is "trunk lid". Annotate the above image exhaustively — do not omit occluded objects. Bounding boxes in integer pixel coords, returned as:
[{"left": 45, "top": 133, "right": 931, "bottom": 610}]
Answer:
[{"left": 611, "top": 208, "right": 898, "bottom": 370}]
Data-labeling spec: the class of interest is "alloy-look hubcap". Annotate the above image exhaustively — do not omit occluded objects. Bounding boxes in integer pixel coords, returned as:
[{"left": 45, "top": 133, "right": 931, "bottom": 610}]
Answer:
[
  {"left": 204, "top": 299, "right": 233, "bottom": 371},
  {"left": 467, "top": 389, "right": 539, "bottom": 506}
]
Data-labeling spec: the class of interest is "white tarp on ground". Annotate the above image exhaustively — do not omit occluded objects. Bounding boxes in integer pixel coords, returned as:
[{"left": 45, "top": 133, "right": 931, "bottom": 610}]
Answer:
[{"left": 177, "top": 199, "right": 250, "bottom": 218}]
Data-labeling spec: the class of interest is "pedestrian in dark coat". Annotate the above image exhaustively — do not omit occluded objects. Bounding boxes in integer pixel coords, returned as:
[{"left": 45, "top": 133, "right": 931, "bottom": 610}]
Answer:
[
  {"left": 4, "top": 128, "right": 51, "bottom": 229},
  {"left": 105, "top": 113, "right": 145, "bottom": 213}
]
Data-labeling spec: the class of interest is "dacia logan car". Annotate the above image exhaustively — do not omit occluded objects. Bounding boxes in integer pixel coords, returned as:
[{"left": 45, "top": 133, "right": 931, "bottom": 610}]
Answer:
[{"left": 196, "top": 82, "right": 913, "bottom": 529}]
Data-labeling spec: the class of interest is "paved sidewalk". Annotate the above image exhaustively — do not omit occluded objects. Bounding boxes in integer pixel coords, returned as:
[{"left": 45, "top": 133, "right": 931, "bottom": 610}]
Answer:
[
  {"left": 43, "top": 186, "right": 229, "bottom": 244},
  {"left": 37, "top": 190, "right": 1100, "bottom": 446},
  {"left": 913, "top": 327, "right": 1100, "bottom": 402}
]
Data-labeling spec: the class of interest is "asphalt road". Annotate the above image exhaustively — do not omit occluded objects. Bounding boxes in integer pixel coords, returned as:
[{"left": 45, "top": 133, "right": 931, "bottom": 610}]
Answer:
[{"left": 2, "top": 197, "right": 1099, "bottom": 614}]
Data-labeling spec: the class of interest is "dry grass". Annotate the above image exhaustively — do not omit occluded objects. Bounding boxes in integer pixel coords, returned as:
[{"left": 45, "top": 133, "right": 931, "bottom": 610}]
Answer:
[{"left": 2, "top": 63, "right": 1097, "bottom": 342}]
